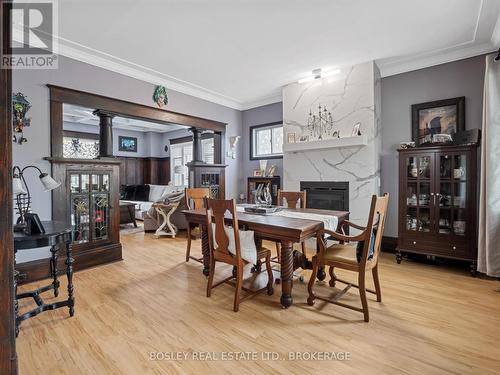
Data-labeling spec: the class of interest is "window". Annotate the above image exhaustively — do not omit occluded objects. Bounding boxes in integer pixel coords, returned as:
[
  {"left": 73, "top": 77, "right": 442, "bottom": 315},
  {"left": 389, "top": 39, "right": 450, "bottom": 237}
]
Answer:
[
  {"left": 63, "top": 136, "right": 99, "bottom": 159},
  {"left": 250, "top": 123, "right": 283, "bottom": 160},
  {"left": 170, "top": 137, "right": 214, "bottom": 187}
]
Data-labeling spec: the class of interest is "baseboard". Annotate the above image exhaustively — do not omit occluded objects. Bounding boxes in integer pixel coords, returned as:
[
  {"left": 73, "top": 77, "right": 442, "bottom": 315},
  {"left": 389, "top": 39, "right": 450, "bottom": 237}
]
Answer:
[
  {"left": 381, "top": 236, "right": 398, "bottom": 253},
  {"left": 16, "top": 243, "right": 123, "bottom": 285}
]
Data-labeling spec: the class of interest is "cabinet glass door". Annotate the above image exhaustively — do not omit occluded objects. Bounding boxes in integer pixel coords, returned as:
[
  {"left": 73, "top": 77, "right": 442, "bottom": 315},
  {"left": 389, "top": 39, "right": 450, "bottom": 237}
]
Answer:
[
  {"left": 404, "top": 154, "right": 433, "bottom": 233},
  {"left": 70, "top": 172, "right": 111, "bottom": 244},
  {"left": 436, "top": 153, "right": 468, "bottom": 236}
]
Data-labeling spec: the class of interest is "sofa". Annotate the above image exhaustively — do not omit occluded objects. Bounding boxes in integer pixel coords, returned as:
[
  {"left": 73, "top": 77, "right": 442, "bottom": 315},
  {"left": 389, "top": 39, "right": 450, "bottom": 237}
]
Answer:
[{"left": 120, "top": 184, "right": 188, "bottom": 231}]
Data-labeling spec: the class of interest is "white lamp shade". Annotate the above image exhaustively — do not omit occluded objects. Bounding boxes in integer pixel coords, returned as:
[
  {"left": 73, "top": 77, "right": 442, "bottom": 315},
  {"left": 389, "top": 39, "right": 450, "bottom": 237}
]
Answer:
[
  {"left": 13, "top": 176, "right": 27, "bottom": 195},
  {"left": 39, "top": 173, "right": 61, "bottom": 191}
]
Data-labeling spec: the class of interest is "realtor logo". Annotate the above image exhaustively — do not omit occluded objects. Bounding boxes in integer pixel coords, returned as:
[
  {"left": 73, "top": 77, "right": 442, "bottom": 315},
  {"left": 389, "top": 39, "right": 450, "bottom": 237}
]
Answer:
[{"left": 2, "top": 0, "right": 58, "bottom": 69}]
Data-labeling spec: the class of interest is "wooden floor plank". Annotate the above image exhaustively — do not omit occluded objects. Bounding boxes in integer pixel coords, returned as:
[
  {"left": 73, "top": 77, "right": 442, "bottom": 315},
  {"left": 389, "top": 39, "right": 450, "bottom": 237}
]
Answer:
[{"left": 16, "top": 229, "right": 500, "bottom": 375}]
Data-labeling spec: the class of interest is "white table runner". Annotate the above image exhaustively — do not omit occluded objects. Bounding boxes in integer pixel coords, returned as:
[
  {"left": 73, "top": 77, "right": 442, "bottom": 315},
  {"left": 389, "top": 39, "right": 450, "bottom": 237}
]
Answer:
[{"left": 236, "top": 206, "right": 338, "bottom": 231}]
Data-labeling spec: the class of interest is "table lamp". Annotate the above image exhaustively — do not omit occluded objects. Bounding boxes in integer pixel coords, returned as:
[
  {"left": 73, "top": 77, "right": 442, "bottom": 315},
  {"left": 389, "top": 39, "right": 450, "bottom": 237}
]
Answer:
[{"left": 12, "top": 165, "right": 61, "bottom": 232}]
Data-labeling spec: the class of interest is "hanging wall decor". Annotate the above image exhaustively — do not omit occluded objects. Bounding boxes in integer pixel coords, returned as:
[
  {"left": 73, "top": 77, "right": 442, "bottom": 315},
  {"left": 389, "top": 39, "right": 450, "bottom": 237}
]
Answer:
[
  {"left": 153, "top": 85, "right": 169, "bottom": 108},
  {"left": 12, "top": 92, "right": 32, "bottom": 144}
]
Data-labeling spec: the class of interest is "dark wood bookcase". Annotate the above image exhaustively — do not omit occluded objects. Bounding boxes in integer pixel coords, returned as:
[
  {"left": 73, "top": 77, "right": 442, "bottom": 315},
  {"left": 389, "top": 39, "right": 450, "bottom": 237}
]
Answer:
[
  {"left": 247, "top": 176, "right": 281, "bottom": 205},
  {"left": 397, "top": 145, "right": 478, "bottom": 275}
]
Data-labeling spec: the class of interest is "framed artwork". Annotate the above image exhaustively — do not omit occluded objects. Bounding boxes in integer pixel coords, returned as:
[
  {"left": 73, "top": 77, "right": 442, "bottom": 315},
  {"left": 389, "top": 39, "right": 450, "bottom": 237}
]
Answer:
[
  {"left": 253, "top": 169, "right": 263, "bottom": 177},
  {"left": 411, "top": 97, "right": 465, "bottom": 146},
  {"left": 118, "top": 136, "right": 138, "bottom": 152}
]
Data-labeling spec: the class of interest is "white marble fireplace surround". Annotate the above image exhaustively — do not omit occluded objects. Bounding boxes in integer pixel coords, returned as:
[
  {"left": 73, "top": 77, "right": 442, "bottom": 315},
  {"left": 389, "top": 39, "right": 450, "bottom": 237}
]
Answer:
[{"left": 283, "top": 61, "right": 381, "bottom": 225}]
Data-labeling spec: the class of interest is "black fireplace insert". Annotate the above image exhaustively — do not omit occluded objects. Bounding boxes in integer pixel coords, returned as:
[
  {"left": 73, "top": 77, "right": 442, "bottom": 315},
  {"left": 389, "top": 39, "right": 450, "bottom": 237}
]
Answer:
[{"left": 300, "top": 181, "right": 349, "bottom": 212}]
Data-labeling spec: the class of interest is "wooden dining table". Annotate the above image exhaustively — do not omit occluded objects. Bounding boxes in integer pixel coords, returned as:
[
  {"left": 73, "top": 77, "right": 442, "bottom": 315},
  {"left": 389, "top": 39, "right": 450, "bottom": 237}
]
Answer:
[{"left": 182, "top": 206, "right": 349, "bottom": 309}]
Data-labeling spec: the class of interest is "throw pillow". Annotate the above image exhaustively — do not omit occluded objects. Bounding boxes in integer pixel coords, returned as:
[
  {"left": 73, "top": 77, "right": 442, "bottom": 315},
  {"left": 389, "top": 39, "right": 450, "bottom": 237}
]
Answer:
[
  {"left": 149, "top": 184, "right": 167, "bottom": 202},
  {"left": 123, "top": 185, "right": 137, "bottom": 200},
  {"left": 211, "top": 223, "right": 257, "bottom": 264},
  {"left": 134, "top": 185, "right": 150, "bottom": 201}
]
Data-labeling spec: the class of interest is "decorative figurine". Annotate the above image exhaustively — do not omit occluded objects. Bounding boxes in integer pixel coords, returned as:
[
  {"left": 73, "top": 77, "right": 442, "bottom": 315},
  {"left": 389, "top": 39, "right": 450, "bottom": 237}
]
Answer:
[
  {"left": 153, "top": 85, "right": 169, "bottom": 108},
  {"left": 12, "top": 92, "right": 31, "bottom": 144}
]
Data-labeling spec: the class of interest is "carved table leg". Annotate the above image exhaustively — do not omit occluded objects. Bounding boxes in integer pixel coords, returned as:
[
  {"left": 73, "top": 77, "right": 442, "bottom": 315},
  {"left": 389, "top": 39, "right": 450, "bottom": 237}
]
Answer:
[
  {"left": 251, "top": 237, "right": 263, "bottom": 273},
  {"left": 154, "top": 207, "right": 168, "bottom": 238},
  {"left": 315, "top": 240, "right": 326, "bottom": 281},
  {"left": 65, "top": 243, "right": 75, "bottom": 317},
  {"left": 50, "top": 244, "right": 59, "bottom": 297},
  {"left": 201, "top": 224, "right": 210, "bottom": 277},
  {"left": 280, "top": 241, "right": 294, "bottom": 308}
]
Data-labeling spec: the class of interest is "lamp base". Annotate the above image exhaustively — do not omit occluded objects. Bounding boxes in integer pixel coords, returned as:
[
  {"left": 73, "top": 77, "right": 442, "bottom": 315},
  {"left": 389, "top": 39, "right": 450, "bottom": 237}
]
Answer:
[{"left": 13, "top": 223, "right": 27, "bottom": 232}]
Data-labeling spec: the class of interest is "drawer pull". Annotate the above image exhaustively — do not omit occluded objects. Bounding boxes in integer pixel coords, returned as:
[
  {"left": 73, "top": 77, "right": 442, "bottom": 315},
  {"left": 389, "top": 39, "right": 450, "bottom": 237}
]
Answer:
[{"left": 413, "top": 241, "right": 417, "bottom": 245}]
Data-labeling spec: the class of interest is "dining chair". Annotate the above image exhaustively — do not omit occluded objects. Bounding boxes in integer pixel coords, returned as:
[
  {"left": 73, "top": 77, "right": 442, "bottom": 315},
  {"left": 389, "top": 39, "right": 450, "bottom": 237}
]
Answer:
[
  {"left": 205, "top": 198, "right": 273, "bottom": 312},
  {"left": 307, "top": 193, "right": 389, "bottom": 322},
  {"left": 185, "top": 187, "right": 210, "bottom": 263},
  {"left": 275, "top": 190, "right": 307, "bottom": 261}
]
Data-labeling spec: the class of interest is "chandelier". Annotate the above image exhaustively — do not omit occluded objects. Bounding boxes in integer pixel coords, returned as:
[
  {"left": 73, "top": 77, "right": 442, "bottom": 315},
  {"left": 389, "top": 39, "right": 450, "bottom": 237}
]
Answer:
[{"left": 307, "top": 104, "right": 335, "bottom": 140}]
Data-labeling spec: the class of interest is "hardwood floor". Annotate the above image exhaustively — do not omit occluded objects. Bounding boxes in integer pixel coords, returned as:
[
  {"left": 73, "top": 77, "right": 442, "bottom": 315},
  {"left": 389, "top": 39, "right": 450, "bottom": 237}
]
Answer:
[{"left": 16, "top": 229, "right": 500, "bottom": 374}]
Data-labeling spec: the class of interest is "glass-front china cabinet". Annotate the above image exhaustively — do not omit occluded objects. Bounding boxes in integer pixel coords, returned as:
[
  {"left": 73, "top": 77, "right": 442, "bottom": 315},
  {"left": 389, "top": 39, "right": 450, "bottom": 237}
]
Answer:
[
  {"left": 47, "top": 158, "right": 122, "bottom": 270},
  {"left": 397, "top": 145, "right": 478, "bottom": 276}
]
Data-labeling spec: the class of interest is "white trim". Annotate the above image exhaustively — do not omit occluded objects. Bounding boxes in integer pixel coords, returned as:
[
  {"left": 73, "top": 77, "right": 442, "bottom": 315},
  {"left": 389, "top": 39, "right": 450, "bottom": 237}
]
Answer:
[
  {"left": 283, "top": 135, "right": 368, "bottom": 153},
  {"left": 56, "top": 37, "right": 245, "bottom": 110},
  {"left": 378, "top": 42, "right": 495, "bottom": 77},
  {"left": 240, "top": 93, "right": 282, "bottom": 110}
]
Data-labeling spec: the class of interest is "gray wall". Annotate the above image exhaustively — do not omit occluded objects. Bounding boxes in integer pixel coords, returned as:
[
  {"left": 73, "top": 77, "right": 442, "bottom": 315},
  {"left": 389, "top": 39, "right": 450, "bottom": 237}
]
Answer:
[
  {"left": 241, "top": 102, "right": 283, "bottom": 197},
  {"left": 381, "top": 55, "right": 485, "bottom": 237},
  {"left": 12, "top": 55, "right": 243, "bottom": 262}
]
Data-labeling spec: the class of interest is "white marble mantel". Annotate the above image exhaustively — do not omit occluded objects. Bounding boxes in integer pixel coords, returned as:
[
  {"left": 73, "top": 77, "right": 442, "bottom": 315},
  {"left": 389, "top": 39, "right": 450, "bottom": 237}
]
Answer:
[
  {"left": 282, "top": 61, "right": 381, "bottom": 224},
  {"left": 283, "top": 135, "right": 367, "bottom": 153}
]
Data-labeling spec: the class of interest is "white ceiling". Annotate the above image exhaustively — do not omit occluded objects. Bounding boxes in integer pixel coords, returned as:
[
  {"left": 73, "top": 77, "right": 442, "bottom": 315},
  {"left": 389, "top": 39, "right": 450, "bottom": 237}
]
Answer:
[
  {"left": 55, "top": 0, "right": 500, "bottom": 110},
  {"left": 63, "top": 104, "right": 187, "bottom": 133}
]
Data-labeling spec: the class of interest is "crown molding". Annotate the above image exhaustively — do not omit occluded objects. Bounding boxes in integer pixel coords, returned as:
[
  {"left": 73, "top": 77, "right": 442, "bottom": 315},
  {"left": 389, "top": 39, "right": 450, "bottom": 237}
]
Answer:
[
  {"left": 240, "top": 93, "right": 283, "bottom": 111},
  {"left": 56, "top": 37, "right": 246, "bottom": 110},
  {"left": 377, "top": 42, "right": 495, "bottom": 78}
]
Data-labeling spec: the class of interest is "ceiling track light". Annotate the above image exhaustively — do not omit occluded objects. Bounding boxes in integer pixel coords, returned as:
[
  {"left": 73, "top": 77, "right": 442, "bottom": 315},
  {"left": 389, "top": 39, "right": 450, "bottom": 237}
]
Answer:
[{"left": 298, "top": 68, "right": 341, "bottom": 84}]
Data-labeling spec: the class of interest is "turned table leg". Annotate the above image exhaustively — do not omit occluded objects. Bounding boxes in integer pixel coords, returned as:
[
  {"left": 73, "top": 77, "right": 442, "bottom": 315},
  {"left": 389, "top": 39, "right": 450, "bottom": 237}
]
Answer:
[
  {"left": 50, "top": 244, "right": 60, "bottom": 297},
  {"left": 280, "top": 241, "right": 294, "bottom": 308},
  {"left": 65, "top": 243, "right": 75, "bottom": 317},
  {"left": 201, "top": 224, "right": 210, "bottom": 277}
]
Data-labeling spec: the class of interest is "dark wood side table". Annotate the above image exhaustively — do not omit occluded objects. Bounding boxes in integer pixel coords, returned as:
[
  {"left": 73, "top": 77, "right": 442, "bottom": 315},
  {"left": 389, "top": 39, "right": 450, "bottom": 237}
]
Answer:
[
  {"left": 13, "top": 221, "right": 74, "bottom": 336},
  {"left": 120, "top": 201, "right": 137, "bottom": 227}
]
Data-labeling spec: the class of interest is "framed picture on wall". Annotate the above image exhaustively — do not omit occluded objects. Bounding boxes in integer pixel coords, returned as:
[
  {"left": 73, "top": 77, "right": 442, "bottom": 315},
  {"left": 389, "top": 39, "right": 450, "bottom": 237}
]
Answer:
[
  {"left": 411, "top": 97, "right": 465, "bottom": 146},
  {"left": 118, "top": 136, "right": 138, "bottom": 152}
]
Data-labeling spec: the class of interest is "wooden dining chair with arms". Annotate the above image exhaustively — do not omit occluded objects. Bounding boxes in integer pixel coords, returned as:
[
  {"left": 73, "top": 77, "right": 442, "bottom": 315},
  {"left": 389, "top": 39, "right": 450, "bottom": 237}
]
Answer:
[
  {"left": 185, "top": 187, "right": 210, "bottom": 263},
  {"left": 205, "top": 198, "right": 274, "bottom": 312},
  {"left": 307, "top": 193, "right": 389, "bottom": 322},
  {"left": 275, "top": 190, "right": 307, "bottom": 261}
]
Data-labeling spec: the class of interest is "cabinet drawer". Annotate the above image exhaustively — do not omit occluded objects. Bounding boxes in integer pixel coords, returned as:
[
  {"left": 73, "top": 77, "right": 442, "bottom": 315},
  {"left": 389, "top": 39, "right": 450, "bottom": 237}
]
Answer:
[{"left": 399, "top": 237, "right": 471, "bottom": 258}]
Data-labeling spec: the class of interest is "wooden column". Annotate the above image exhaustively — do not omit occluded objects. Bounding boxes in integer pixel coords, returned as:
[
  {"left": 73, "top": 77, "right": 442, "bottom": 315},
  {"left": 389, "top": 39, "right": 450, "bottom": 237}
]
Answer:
[
  {"left": 93, "top": 110, "right": 115, "bottom": 158},
  {"left": 190, "top": 127, "right": 204, "bottom": 163}
]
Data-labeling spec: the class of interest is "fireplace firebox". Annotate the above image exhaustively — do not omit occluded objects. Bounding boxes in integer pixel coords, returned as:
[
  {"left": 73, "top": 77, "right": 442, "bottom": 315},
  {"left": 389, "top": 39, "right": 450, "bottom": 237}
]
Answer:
[{"left": 300, "top": 181, "right": 349, "bottom": 212}]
